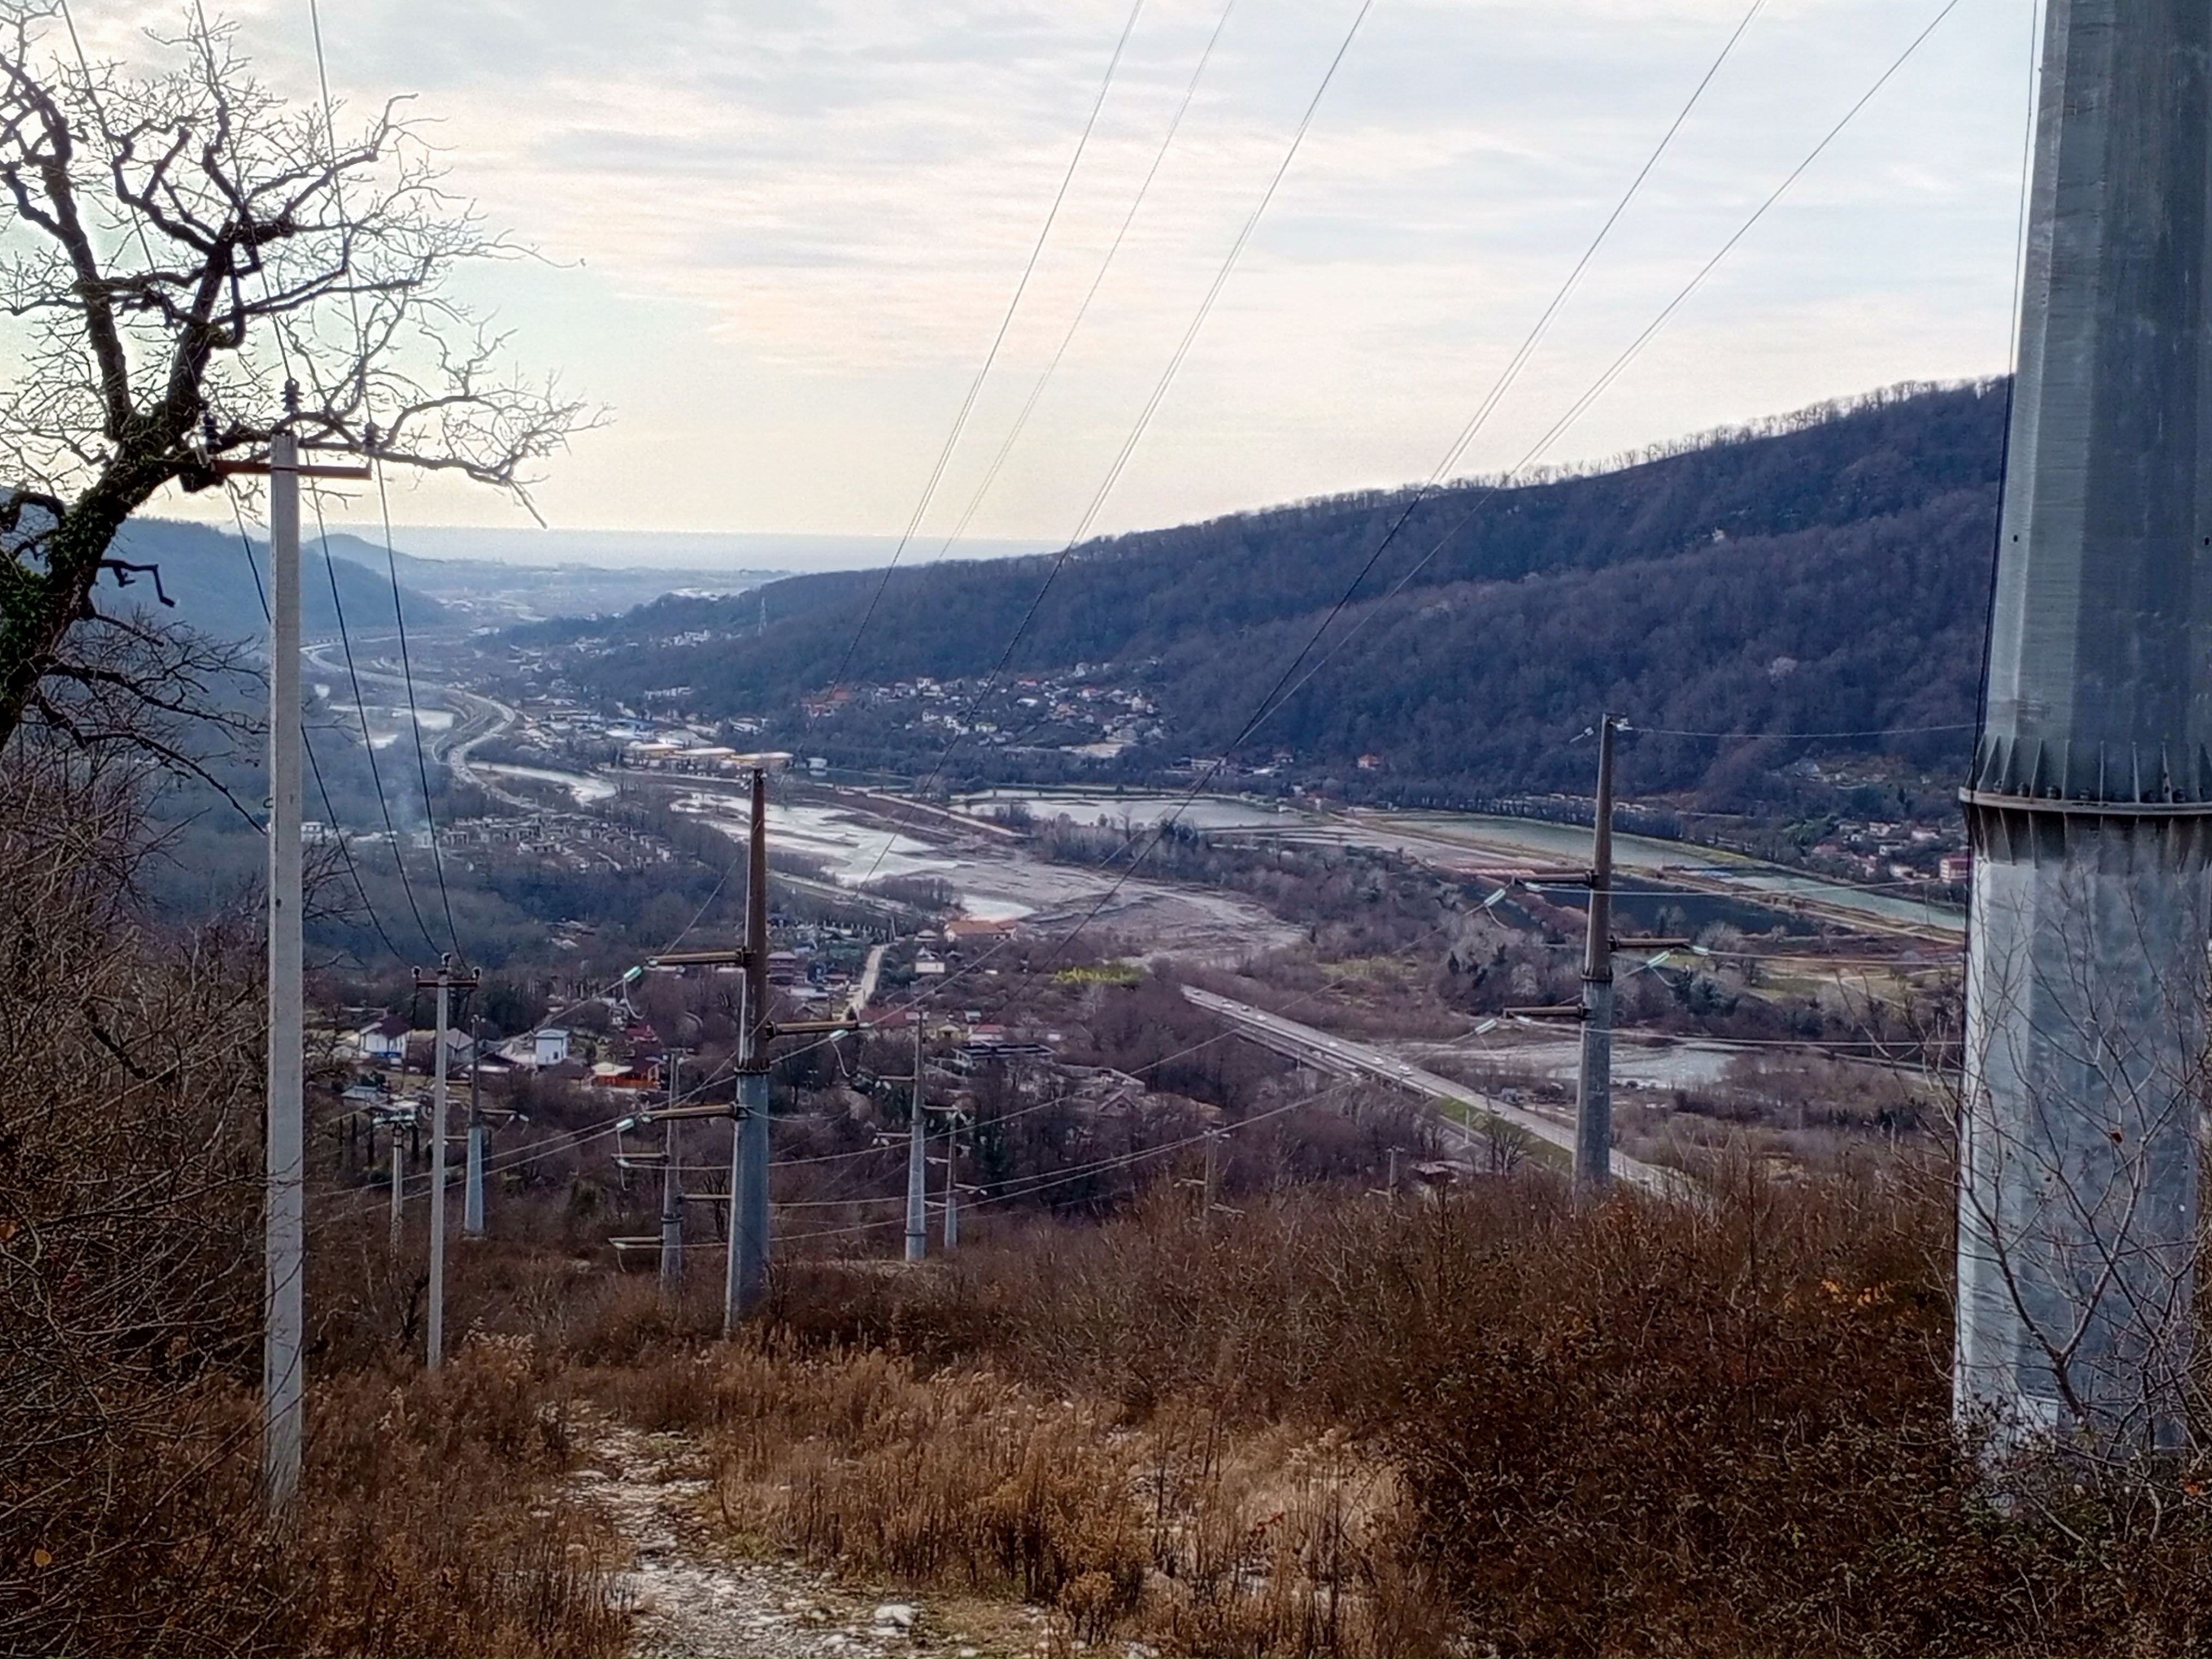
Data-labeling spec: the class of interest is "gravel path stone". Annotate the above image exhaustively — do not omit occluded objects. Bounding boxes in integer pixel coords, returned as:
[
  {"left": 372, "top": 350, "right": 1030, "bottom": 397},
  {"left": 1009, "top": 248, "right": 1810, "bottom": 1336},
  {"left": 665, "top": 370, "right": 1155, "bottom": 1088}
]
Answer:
[{"left": 573, "top": 1416, "right": 1041, "bottom": 1659}]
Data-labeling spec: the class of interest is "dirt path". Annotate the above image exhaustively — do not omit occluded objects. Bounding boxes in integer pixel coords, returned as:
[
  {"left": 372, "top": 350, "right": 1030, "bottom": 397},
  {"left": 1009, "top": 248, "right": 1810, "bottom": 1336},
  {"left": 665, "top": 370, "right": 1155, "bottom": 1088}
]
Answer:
[{"left": 573, "top": 1417, "right": 1052, "bottom": 1659}]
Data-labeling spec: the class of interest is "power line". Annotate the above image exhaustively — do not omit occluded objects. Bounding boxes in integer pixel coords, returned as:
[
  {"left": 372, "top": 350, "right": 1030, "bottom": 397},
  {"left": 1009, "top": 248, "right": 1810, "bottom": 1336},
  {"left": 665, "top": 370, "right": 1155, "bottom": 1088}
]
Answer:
[
  {"left": 1132, "top": 0, "right": 1766, "bottom": 790},
  {"left": 1430, "top": 0, "right": 1769, "bottom": 486},
  {"left": 1032, "top": 0, "right": 1376, "bottom": 572},
  {"left": 302, "top": 0, "right": 463, "bottom": 957},
  {"left": 1499, "top": 0, "right": 1969, "bottom": 472},
  {"left": 340, "top": 914, "right": 1954, "bottom": 1218},
  {"left": 840, "top": 0, "right": 1808, "bottom": 1001},
  {"left": 228, "top": 497, "right": 416, "bottom": 966},
  {"left": 291, "top": 495, "right": 446, "bottom": 956},
  {"left": 1197, "top": 0, "right": 1971, "bottom": 765},
  {"left": 776, "top": 1091, "right": 1328, "bottom": 1248},
  {"left": 845, "top": 0, "right": 1374, "bottom": 894},
  {"left": 826, "top": 0, "right": 1152, "bottom": 693},
  {"left": 163, "top": 4, "right": 437, "bottom": 966},
  {"left": 401, "top": 1079, "right": 1313, "bottom": 1252},
  {"left": 348, "top": 906, "right": 1458, "bottom": 1209},
  {"left": 773, "top": 890, "right": 1475, "bottom": 1132},
  {"left": 925, "top": 0, "right": 1241, "bottom": 567},
  {"left": 1630, "top": 721, "right": 1976, "bottom": 741},
  {"left": 325, "top": 1, "right": 1970, "bottom": 1234},
  {"left": 56, "top": 0, "right": 160, "bottom": 281},
  {"left": 368, "top": 462, "right": 462, "bottom": 951}
]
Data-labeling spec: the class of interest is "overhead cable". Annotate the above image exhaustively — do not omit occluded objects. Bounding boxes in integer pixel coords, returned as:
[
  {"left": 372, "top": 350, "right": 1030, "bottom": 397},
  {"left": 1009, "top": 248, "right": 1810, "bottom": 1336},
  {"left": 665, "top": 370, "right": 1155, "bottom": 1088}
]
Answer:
[
  {"left": 1211, "top": 0, "right": 1771, "bottom": 758},
  {"left": 969, "top": 0, "right": 1969, "bottom": 995},
  {"left": 1228, "top": 0, "right": 1971, "bottom": 755},
  {"left": 926, "top": 0, "right": 1242, "bottom": 565},
  {"left": 303, "top": 0, "right": 463, "bottom": 957},
  {"left": 228, "top": 501, "right": 417, "bottom": 967},
  {"left": 296, "top": 493, "right": 447, "bottom": 956},
  {"left": 825, "top": 0, "right": 1152, "bottom": 693},
  {"left": 846, "top": 0, "right": 1374, "bottom": 895},
  {"left": 1632, "top": 721, "right": 1976, "bottom": 741}
]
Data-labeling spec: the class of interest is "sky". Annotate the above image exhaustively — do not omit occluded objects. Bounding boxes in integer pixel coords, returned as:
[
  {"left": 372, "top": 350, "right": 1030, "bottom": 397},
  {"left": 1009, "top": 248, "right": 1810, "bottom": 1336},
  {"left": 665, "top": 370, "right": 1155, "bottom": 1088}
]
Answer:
[{"left": 71, "top": 0, "right": 2042, "bottom": 565}]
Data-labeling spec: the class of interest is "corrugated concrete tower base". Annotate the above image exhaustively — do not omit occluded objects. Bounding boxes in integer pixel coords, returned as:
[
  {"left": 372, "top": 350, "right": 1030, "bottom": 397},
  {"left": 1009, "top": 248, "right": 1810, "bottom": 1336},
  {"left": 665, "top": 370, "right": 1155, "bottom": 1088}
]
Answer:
[
  {"left": 1958, "top": 809, "right": 2211, "bottom": 1447},
  {"left": 1960, "top": 0, "right": 2212, "bottom": 1453}
]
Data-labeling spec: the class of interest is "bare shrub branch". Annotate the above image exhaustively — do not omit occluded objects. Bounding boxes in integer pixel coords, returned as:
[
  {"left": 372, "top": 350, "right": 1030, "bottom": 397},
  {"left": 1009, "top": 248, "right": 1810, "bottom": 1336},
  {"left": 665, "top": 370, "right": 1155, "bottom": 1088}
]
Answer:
[{"left": 0, "top": 3, "right": 601, "bottom": 753}]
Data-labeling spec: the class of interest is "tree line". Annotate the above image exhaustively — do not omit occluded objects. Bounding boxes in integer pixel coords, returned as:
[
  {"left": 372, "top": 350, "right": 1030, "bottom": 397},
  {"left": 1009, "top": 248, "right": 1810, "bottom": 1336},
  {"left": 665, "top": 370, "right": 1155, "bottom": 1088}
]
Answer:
[{"left": 521, "top": 380, "right": 2008, "bottom": 813}]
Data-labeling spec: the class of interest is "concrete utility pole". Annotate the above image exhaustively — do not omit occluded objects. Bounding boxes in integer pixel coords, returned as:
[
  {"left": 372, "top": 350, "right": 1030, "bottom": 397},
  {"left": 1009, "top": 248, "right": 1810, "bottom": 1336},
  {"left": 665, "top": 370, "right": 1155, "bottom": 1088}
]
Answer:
[
  {"left": 720, "top": 973, "right": 753, "bottom": 1335},
  {"left": 261, "top": 428, "right": 304, "bottom": 1508},
  {"left": 905, "top": 1025, "right": 927, "bottom": 1262},
  {"left": 1959, "top": 0, "right": 2212, "bottom": 1452},
  {"left": 660, "top": 1048, "right": 687, "bottom": 1297},
  {"left": 942, "top": 1110, "right": 960, "bottom": 1251},
  {"left": 216, "top": 417, "right": 371, "bottom": 1510},
  {"left": 463, "top": 1022, "right": 487, "bottom": 1237},
  {"left": 1575, "top": 714, "right": 1620, "bottom": 1194},
  {"left": 729, "top": 769, "right": 773, "bottom": 1326},
  {"left": 389, "top": 1102, "right": 404, "bottom": 1250},
  {"left": 417, "top": 956, "right": 477, "bottom": 1371}
]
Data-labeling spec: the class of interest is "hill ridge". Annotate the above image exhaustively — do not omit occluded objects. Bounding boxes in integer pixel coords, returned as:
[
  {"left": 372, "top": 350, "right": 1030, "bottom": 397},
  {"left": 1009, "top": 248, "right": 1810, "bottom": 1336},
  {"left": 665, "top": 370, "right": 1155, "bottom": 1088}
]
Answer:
[{"left": 508, "top": 379, "right": 2008, "bottom": 816}]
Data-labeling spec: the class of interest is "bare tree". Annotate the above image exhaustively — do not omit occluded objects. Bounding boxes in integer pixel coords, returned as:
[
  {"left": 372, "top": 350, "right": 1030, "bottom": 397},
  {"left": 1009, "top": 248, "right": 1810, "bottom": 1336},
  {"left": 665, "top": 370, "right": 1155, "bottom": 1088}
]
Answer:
[
  {"left": 1952, "top": 852, "right": 2212, "bottom": 1459},
  {"left": 0, "top": 739, "right": 269, "bottom": 1651},
  {"left": 0, "top": 3, "right": 595, "bottom": 753}
]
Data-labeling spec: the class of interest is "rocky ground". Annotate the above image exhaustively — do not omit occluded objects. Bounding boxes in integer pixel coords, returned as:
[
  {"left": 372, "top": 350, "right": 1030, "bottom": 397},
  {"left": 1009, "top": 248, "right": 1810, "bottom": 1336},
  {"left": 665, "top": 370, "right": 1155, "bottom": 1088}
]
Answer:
[{"left": 573, "top": 1417, "right": 1071, "bottom": 1659}]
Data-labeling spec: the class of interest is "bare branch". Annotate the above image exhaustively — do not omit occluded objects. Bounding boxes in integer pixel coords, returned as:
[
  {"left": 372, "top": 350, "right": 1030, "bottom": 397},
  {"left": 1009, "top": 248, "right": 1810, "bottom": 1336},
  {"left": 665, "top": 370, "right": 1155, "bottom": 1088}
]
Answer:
[{"left": 0, "top": 4, "right": 600, "bottom": 757}]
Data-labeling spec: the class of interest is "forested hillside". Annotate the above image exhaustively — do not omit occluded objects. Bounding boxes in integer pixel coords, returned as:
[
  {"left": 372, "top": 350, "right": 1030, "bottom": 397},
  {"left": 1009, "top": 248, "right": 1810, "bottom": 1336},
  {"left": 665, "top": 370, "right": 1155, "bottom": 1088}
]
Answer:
[
  {"left": 100, "top": 516, "right": 448, "bottom": 643},
  {"left": 519, "top": 380, "right": 2008, "bottom": 807}
]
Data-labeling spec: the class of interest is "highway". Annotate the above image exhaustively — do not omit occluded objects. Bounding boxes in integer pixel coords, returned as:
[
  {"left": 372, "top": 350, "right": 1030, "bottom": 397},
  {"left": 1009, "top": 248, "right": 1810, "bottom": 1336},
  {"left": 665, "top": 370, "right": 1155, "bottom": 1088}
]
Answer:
[
  {"left": 1292, "top": 808, "right": 1964, "bottom": 942},
  {"left": 956, "top": 789, "right": 1964, "bottom": 944},
  {"left": 304, "top": 636, "right": 527, "bottom": 805},
  {"left": 1182, "top": 986, "right": 1700, "bottom": 1205}
]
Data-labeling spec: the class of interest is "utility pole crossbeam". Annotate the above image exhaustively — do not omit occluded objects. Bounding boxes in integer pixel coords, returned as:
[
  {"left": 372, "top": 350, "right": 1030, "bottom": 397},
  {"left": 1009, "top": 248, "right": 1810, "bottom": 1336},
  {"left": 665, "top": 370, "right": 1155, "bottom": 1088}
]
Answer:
[
  {"left": 1960, "top": 0, "right": 2212, "bottom": 1454},
  {"left": 416, "top": 956, "right": 479, "bottom": 1372},
  {"left": 1575, "top": 714, "right": 1621, "bottom": 1196},
  {"left": 260, "top": 431, "right": 304, "bottom": 1513}
]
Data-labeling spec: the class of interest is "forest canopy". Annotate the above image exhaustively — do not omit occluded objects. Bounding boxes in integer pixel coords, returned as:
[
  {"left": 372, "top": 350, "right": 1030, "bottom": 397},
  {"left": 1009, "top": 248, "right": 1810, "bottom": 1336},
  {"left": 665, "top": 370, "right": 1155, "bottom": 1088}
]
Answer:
[{"left": 521, "top": 380, "right": 2006, "bottom": 809}]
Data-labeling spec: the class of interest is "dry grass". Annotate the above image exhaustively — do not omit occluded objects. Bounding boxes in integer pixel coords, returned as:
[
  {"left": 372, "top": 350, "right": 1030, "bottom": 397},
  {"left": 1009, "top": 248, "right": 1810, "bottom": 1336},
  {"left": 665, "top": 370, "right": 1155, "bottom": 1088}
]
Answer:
[
  {"left": 1, "top": 749, "right": 629, "bottom": 1658},
  {"left": 552, "top": 1168, "right": 2212, "bottom": 1659},
  {"left": 4, "top": 1337, "right": 625, "bottom": 1658},
  {"left": 32, "top": 748, "right": 2212, "bottom": 1658},
  {"left": 581, "top": 1334, "right": 1447, "bottom": 1657},
  {"left": 285, "top": 1337, "right": 625, "bottom": 1658}
]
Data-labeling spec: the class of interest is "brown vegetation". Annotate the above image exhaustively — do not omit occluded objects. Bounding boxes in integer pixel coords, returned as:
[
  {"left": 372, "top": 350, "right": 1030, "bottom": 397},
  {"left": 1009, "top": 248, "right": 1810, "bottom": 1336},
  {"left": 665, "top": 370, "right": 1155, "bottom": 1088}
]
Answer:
[
  {"left": 23, "top": 747, "right": 2212, "bottom": 1659},
  {"left": 1, "top": 748, "right": 624, "bottom": 1657},
  {"left": 573, "top": 1173, "right": 2212, "bottom": 1658}
]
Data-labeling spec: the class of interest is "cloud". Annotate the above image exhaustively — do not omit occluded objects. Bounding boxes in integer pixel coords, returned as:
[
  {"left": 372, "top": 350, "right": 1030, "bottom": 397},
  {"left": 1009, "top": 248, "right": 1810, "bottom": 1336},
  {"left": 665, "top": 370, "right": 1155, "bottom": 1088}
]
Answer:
[{"left": 66, "top": 0, "right": 2037, "bottom": 539}]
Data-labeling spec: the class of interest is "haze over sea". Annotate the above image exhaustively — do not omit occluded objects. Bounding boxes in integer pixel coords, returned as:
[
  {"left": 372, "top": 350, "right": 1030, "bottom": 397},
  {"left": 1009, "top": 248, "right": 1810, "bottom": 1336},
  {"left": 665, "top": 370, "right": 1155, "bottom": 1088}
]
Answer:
[{"left": 382, "top": 526, "right": 1055, "bottom": 574}]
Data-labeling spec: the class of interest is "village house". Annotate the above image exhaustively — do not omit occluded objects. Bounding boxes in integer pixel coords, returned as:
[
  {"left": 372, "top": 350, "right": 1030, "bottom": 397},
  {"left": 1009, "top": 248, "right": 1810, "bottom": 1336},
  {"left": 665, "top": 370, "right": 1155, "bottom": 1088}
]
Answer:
[{"left": 352, "top": 1013, "right": 409, "bottom": 1065}]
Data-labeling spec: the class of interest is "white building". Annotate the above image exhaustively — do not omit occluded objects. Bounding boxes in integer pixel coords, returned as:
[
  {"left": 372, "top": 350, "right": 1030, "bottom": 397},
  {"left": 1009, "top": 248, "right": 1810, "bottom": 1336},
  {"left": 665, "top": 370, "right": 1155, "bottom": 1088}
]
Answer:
[{"left": 354, "top": 1019, "right": 407, "bottom": 1064}]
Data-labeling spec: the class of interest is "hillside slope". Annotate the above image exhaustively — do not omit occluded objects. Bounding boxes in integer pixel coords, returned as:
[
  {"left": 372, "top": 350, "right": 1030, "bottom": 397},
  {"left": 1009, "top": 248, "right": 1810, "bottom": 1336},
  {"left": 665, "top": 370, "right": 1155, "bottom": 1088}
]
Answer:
[
  {"left": 519, "top": 381, "right": 2007, "bottom": 808},
  {"left": 99, "top": 516, "right": 448, "bottom": 643}
]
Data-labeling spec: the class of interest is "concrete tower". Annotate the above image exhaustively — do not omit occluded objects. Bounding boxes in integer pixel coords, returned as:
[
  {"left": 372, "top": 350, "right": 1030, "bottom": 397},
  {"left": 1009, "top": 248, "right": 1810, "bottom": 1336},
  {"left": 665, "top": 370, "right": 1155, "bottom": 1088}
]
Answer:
[{"left": 1959, "top": 0, "right": 2212, "bottom": 1450}]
